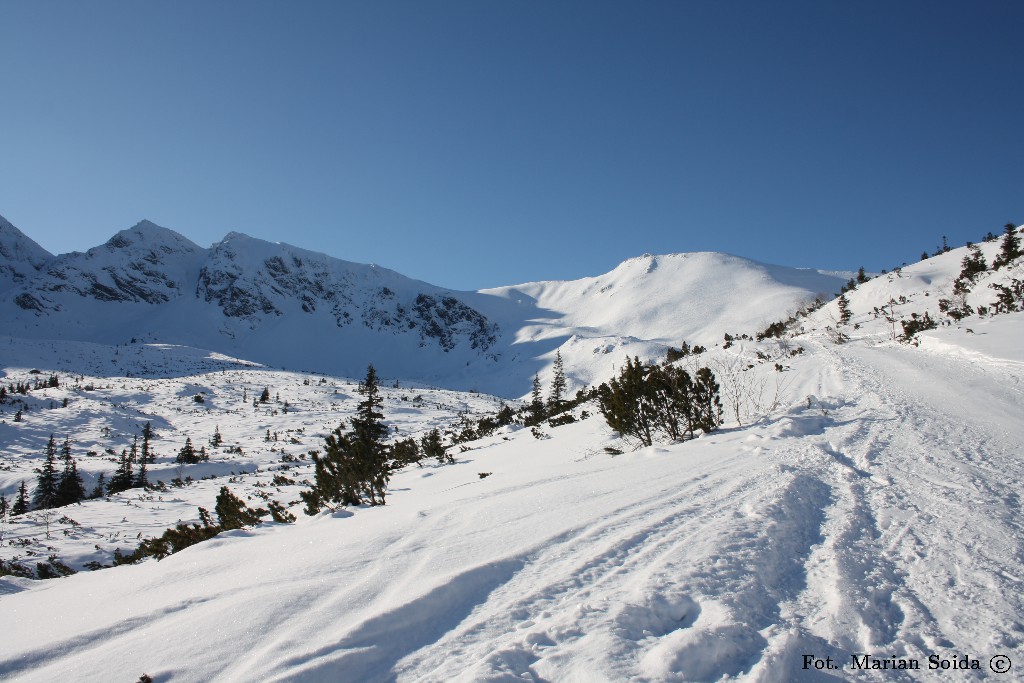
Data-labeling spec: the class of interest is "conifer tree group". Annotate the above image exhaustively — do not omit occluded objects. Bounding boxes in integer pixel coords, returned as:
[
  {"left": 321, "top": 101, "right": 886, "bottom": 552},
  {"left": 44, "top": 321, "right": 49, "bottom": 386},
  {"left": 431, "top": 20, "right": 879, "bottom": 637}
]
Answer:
[
  {"left": 598, "top": 357, "right": 722, "bottom": 447},
  {"left": 301, "top": 364, "right": 393, "bottom": 513}
]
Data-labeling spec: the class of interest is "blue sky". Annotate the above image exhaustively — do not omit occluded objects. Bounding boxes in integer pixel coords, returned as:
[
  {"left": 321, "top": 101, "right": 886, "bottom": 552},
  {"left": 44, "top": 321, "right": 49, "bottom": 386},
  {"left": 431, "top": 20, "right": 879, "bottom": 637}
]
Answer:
[{"left": 1, "top": 1, "right": 1020, "bottom": 290}]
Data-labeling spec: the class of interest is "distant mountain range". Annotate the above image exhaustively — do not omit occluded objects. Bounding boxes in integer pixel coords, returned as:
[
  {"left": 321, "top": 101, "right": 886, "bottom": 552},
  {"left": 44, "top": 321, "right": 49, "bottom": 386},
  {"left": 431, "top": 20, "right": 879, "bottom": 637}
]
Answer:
[{"left": 0, "top": 214, "right": 846, "bottom": 396}]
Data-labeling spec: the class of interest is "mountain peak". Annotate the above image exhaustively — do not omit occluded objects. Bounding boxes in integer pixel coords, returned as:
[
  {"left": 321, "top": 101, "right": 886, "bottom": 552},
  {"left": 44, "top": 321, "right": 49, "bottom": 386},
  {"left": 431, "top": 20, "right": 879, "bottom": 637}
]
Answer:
[{"left": 102, "top": 221, "right": 201, "bottom": 254}]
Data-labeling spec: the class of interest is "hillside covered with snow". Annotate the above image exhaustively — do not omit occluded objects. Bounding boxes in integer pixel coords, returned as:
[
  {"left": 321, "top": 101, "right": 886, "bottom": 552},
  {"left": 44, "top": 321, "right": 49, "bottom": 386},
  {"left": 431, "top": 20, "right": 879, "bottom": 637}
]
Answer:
[
  {"left": 0, "top": 214, "right": 845, "bottom": 397},
  {"left": 0, "top": 223, "right": 1022, "bottom": 682}
]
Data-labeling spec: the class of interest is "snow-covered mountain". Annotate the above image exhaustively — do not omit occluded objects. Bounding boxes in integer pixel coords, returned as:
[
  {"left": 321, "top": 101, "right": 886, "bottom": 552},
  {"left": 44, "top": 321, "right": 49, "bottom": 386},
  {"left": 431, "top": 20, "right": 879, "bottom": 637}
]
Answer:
[
  {"left": 0, "top": 214, "right": 845, "bottom": 396},
  {"left": 1, "top": 226, "right": 1022, "bottom": 682}
]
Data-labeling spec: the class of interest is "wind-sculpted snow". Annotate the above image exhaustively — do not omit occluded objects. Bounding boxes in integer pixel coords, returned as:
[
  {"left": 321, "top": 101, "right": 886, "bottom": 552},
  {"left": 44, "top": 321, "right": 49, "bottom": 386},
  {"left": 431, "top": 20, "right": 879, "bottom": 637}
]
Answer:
[{"left": 2, "top": 307, "right": 1023, "bottom": 681}]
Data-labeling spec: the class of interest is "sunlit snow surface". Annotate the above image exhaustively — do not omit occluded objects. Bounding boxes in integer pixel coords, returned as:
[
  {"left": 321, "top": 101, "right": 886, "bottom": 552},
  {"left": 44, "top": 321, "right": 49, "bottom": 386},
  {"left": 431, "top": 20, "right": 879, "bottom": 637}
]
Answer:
[{"left": 1, "top": 239, "right": 1023, "bottom": 682}]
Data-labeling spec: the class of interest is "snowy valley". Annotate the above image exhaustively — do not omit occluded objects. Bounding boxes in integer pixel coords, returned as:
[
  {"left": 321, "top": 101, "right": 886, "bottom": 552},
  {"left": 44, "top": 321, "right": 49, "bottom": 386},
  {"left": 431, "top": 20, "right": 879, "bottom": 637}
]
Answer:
[{"left": 0, "top": 217, "right": 1023, "bottom": 682}]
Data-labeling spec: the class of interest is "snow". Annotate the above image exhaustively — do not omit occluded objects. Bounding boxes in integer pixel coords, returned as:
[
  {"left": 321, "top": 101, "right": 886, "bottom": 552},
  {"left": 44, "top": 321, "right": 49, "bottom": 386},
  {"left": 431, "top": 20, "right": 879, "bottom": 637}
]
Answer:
[{"left": 1, "top": 225, "right": 1022, "bottom": 681}]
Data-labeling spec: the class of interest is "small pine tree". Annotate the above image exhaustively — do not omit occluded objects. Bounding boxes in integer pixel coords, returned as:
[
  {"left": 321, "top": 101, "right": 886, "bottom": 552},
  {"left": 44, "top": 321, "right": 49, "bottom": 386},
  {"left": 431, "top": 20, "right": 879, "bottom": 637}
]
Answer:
[
  {"left": 214, "top": 487, "right": 266, "bottom": 530},
  {"left": 0, "top": 493, "right": 8, "bottom": 520},
  {"left": 12, "top": 481, "right": 30, "bottom": 515},
  {"left": 954, "top": 244, "right": 987, "bottom": 293},
  {"left": 108, "top": 449, "right": 135, "bottom": 494},
  {"left": 54, "top": 437, "right": 85, "bottom": 507},
  {"left": 134, "top": 459, "right": 149, "bottom": 489},
  {"left": 527, "top": 374, "right": 545, "bottom": 425},
  {"left": 837, "top": 294, "right": 852, "bottom": 325},
  {"left": 548, "top": 351, "right": 567, "bottom": 413},
  {"left": 176, "top": 437, "right": 198, "bottom": 464},
  {"left": 210, "top": 425, "right": 223, "bottom": 448},
  {"left": 992, "top": 223, "right": 1022, "bottom": 270},
  {"left": 301, "top": 364, "right": 392, "bottom": 513},
  {"left": 420, "top": 428, "right": 450, "bottom": 464},
  {"left": 32, "top": 435, "right": 60, "bottom": 510},
  {"left": 90, "top": 473, "right": 108, "bottom": 499},
  {"left": 259, "top": 387, "right": 271, "bottom": 404},
  {"left": 141, "top": 422, "right": 155, "bottom": 464},
  {"left": 856, "top": 266, "right": 868, "bottom": 284}
]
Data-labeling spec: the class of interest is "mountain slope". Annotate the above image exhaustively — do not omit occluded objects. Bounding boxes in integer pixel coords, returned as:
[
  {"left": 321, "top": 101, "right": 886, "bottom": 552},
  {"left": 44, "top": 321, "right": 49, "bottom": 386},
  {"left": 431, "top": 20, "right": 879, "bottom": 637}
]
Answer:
[
  {"left": 1, "top": 312, "right": 1021, "bottom": 681},
  {"left": 1, "top": 228, "right": 1022, "bottom": 681},
  {"left": 0, "top": 214, "right": 51, "bottom": 293},
  {"left": 0, "top": 217, "right": 848, "bottom": 396}
]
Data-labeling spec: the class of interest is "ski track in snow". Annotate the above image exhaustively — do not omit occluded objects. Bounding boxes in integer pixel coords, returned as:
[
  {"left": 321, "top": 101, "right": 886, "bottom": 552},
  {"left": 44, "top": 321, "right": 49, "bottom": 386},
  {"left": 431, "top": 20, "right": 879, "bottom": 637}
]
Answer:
[{"left": 1, "top": 254, "right": 1023, "bottom": 682}]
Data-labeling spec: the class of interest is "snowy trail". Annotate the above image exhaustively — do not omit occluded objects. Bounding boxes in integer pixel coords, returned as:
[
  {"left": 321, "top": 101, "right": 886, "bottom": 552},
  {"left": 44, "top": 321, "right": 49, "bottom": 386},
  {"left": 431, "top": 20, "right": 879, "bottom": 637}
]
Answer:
[{"left": 2, "top": 335, "right": 1023, "bottom": 682}]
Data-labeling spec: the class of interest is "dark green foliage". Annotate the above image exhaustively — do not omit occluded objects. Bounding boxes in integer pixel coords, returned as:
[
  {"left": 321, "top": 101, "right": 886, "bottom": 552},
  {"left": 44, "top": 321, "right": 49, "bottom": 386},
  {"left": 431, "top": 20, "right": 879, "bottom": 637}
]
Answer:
[
  {"left": 268, "top": 500, "right": 296, "bottom": 524},
  {"left": 121, "top": 489, "right": 276, "bottom": 564},
  {"left": 108, "top": 448, "right": 134, "bottom": 494},
  {"left": 548, "top": 413, "right": 576, "bottom": 428},
  {"left": 989, "top": 278, "right": 1024, "bottom": 314},
  {"left": 176, "top": 437, "right": 200, "bottom": 464},
  {"left": 141, "top": 422, "right": 155, "bottom": 464},
  {"left": 900, "top": 312, "right": 937, "bottom": 341},
  {"left": 36, "top": 556, "right": 76, "bottom": 579},
  {"left": 495, "top": 404, "right": 515, "bottom": 426},
  {"left": 259, "top": 387, "right": 271, "bottom": 403},
  {"left": 0, "top": 558, "right": 34, "bottom": 578},
  {"left": 527, "top": 373, "right": 545, "bottom": 425},
  {"left": 12, "top": 481, "right": 30, "bottom": 514},
  {"left": 756, "top": 321, "right": 788, "bottom": 341},
  {"left": 126, "top": 517, "right": 220, "bottom": 562},
  {"left": 89, "top": 473, "right": 107, "bottom": 499},
  {"left": 0, "top": 493, "right": 8, "bottom": 519},
  {"left": 302, "top": 364, "right": 392, "bottom": 513},
  {"left": 54, "top": 437, "right": 85, "bottom": 507},
  {"left": 955, "top": 244, "right": 987, "bottom": 292},
  {"left": 938, "top": 295, "right": 973, "bottom": 321},
  {"left": 856, "top": 266, "right": 868, "bottom": 284},
  {"left": 548, "top": 351, "right": 567, "bottom": 413},
  {"left": 598, "top": 357, "right": 656, "bottom": 446},
  {"left": 992, "top": 223, "right": 1022, "bottom": 270},
  {"left": 32, "top": 435, "right": 60, "bottom": 510},
  {"left": 666, "top": 341, "right": 705, "bottom": 362},
  {"left": 598, "top": 357, "right": 722, "bottom": 447},
  {"left": 391, "top": 437, "right": 422, "bottom": 468},
  {"left": 691, "top": 368, "right": 724, "bottom": 433},
  {"left": 837, "top": 294, "right": 852, "bottom": 325},
  {"left": 210, "top": 425, "right": 223, "bottom": 447},
  {"left": 134, "top": 459, "right": 149, "bottom": 489},
  {"left": 214, "top": 486, "right": 266, "bottom": 530},
  {"left": 420, "top": 428, "right": 450, "bottom": 464}
]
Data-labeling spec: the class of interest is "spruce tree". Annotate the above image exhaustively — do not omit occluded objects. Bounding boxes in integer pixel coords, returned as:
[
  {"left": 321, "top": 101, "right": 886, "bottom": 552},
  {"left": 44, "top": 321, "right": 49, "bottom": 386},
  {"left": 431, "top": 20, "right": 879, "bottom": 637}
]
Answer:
[
  {"left": 108, "top": 449, "right": 134, "bottom": 494},
  {"left": 176, "top": 437, "right": 198, "bottom": 464},
  {"left": 837, "top": 294, "right": 852, "bottom": 325},
  {"left": 90, "top": 473, "right": 107, "bottom": 499},
  {"left": 32, "top": 435, "right": 60, "bottom": 510},
  {"left": 0, "top": 493, "right": 8, "bottom": 520},
  {"left": 598, "top": 357, "right": 657, "bottom": 447},
  {"left": 259, "top": 387, "right": 271, "bottom": 403},
  {"left": 12, "top": 481, "right": 30, "bottom": 515},
  {"left": 134, "top": 459, "right": 149, "bottom": 489},
  {"left": 54, "top": 437, "right": 85, "bottom": 507},
  {"left": 301, "top": 364, "right": 392, "bottom": 512},
  {"left": 548, "top": 351, "right": 567, "bottom": 413},
  {"left": 993, "top": 223, "right": 1022, "bottom": 269},
  {"left": 210, "top": 425, "right": 223, "bottom": 448},
  {"left": 214, "top": 487, "right": 265, "bottom": 529},
  {"left": 691, "top": 367, "right": 723, "bottom": 433},
  {"left": 528, "top": 374, "right": 545, "bottom": 425},
  {"left": 141, "top": 422, "right": 155, "bottom": 464},
  {"left": 420, "top": 428, "right": 450, "bottom": 464}
]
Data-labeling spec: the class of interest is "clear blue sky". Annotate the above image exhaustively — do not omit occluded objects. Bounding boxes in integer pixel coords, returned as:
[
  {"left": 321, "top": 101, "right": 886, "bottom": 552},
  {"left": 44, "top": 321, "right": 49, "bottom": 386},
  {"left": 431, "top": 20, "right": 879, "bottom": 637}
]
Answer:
[{"left": 1, "top": 1, "right": 1020, "bottom": 290}]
